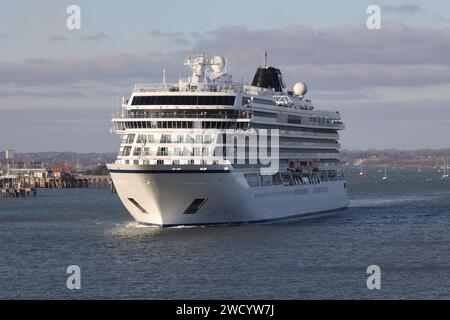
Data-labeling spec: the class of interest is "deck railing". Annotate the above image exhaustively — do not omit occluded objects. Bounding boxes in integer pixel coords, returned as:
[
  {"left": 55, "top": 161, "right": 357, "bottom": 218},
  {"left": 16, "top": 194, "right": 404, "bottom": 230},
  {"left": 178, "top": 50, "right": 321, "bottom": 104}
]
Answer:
[{"left": 133, "top": 83, "right": 244, "bottom": 93}]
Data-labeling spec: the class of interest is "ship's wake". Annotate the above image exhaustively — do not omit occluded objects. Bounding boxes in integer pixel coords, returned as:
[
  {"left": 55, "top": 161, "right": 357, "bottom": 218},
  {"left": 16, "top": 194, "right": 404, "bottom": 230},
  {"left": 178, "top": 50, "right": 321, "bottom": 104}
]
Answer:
[
  {"left": 349, "top": 194, "right": 442, "bottom": 207},
  {"left": 123, "top": 221, "right": 157, "bottom": 229}
]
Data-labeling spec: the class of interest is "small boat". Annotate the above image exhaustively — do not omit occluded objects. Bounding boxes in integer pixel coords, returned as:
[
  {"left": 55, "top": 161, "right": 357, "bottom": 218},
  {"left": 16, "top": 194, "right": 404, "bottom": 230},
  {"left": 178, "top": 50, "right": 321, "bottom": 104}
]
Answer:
[
  {"left": 382, "top": 165, "right": 388, "bottom": 180},
  {"left": 442, "top": 159, "right": 449, "bottom": 179}
]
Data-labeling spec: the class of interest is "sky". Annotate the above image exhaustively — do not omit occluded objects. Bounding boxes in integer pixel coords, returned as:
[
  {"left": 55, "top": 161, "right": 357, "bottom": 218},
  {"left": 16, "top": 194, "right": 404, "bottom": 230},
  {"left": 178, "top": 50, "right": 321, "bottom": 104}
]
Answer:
[{"left": 0, "top": 0, "right": 450, "bottom": 152}]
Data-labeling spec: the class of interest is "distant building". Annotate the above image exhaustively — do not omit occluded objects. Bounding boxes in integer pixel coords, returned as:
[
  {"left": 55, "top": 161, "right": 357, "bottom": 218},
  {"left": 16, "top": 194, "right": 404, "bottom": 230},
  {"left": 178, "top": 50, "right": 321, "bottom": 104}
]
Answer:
[
  {"left": 5, "top": 149, "right": 15, "bottom": 160},
  {"left": 51, "top": 164, "right": 74, "bottom": 174}
]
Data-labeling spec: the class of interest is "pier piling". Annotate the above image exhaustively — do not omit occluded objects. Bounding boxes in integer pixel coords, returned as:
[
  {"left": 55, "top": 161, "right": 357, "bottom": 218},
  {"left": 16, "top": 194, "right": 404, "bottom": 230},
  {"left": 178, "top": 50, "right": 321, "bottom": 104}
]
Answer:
[{"left": 1, "top": 174, "right": 113, "bottom": 197}]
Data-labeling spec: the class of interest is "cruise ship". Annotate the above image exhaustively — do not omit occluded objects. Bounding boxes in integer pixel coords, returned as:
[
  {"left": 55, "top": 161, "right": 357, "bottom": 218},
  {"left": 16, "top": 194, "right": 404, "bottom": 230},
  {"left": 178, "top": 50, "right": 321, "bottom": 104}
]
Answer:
[{"left": 107, "top": 53, "right": 348, "bottom": 226}]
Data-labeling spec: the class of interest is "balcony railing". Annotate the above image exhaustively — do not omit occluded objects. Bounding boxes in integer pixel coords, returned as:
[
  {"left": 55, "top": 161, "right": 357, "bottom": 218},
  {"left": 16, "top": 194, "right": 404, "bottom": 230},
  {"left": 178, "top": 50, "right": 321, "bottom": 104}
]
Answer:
[{"left": 112, "top": 110, "right": 252, "bottom": 120}]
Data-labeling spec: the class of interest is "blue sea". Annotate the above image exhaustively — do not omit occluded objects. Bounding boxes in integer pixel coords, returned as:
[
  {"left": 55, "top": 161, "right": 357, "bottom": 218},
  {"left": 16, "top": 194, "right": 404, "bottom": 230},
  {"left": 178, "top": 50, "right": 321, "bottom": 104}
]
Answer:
[{"left": 0, "top": 167, "right": 449, "bottom": 299}]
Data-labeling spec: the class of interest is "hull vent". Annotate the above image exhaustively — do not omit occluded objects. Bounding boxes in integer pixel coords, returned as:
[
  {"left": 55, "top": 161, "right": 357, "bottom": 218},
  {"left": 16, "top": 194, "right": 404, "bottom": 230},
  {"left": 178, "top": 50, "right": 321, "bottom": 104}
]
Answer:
[
  {"left": 128, "top": 198, "right": 148, "bottom": 214},
  {"left": 183, "top": 198, "right": 208, "bottom": 214}
]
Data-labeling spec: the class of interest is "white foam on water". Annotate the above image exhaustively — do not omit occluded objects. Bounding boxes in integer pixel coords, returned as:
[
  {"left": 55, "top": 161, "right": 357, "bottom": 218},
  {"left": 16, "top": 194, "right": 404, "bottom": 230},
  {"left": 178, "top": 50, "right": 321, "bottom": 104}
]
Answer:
[
  {"left": 167, "top": 225, "right": 200, "bottom": 229},
  {"left": 123, "top": 221, "right": 158, "bottom": 228},
  {"left": 349, "top": 195, "right": 440, "bottom": 207}
]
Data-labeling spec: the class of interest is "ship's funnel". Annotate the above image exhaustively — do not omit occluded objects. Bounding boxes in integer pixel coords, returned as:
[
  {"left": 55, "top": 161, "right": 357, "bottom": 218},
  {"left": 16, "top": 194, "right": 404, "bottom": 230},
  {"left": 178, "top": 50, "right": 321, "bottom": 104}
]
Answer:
[{"left": 251, "top": 66, "right": 285, "bottom": 92}]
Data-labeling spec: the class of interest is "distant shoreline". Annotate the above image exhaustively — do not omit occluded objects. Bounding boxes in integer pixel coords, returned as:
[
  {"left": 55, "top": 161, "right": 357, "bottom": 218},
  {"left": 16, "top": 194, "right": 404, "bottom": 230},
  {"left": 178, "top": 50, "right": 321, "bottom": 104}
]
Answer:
[{"left": 1, "top": 149, "right": 449, "bottom": 169}]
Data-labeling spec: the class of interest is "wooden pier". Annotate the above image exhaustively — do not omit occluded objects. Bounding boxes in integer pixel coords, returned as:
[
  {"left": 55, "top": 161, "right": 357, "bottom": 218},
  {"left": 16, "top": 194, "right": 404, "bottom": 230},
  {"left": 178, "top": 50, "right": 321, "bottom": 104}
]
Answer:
[
  {"left": 0, "top": 174, "right": 115, "bottom": 197},
  {"left": 1, "top": 186, "right": 37, "bottom": 198}
]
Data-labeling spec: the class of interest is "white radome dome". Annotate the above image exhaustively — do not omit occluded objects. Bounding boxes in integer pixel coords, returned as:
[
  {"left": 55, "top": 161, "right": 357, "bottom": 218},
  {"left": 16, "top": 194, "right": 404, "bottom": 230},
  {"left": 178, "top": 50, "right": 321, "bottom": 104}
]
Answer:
[
  {"left": 211, "top": 56, "right": 226, "bottom": 73},
  {"left": 293, "top": 82, "right": 308, "bottom": 96}
]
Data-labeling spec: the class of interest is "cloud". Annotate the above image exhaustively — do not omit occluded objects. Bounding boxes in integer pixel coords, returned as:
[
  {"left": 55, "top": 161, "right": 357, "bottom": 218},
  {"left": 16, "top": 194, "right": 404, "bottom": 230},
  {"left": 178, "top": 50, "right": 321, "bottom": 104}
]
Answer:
[
  {"left": 284, "top": 64, "right": 450, "bottom": 90},
  {"left": 0, "top": 88, "right": 86, "bottom": 98},
  {"left": 188, "top": 23, "right": 450, "bottom": 89},
  {"left": 173, "top": 38, "right": 190, "bottom": 45},
  {"left": 193, "top": 23, "right": 450, "bottom": 66},
  {"left": 0, "top": 53, "right": 181, "bottom": 86},
  {"left": 80, "top": 32, "right": 110, "bottom": 41},
  {"left": 2, "top": 23, "right": 450, "bottom": 151},
  {"left": 149, "top": 29, "right": 191, "bottom": 45},
  {"left": 190, "top": 31, "right": 204, "bottom": 39},
  {"left": 381, "top": 4, "right": 423, "bottom": 14},
  {"left": 49, "top": 36, "right": 69, "bottom": 42},
  {"left": 433, "top": 14, "right": 450, "bottom": 24},
  {"left": 1, "top": 23, "right": 450, "bottom": 91},
  {"left": 312, "top": 90, "right": 378, "bottom": 101},
  {"left": 149, "top": 29, "right": 183, "bottom": 38}
]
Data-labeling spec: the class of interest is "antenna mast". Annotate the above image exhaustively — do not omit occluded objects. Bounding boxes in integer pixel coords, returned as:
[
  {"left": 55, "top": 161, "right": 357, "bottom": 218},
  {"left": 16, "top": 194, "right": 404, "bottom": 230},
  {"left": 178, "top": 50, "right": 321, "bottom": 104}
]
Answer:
[{"left": 162, "top": 68, "right": 167, "bottom": 90}]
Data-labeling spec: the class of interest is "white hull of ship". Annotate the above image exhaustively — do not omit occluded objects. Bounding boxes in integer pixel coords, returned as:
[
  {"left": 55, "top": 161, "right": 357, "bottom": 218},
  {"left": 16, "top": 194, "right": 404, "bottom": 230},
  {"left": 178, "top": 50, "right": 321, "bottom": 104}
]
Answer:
[{"left": 108, "top": 164, "right": 349, "bottom": 227}]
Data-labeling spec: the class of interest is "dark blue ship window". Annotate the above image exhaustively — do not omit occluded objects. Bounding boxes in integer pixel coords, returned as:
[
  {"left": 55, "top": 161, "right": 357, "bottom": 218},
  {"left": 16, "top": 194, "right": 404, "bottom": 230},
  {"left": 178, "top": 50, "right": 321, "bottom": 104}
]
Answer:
[{"left": 131, "top": 96, "right": 235, "bottom": 106}]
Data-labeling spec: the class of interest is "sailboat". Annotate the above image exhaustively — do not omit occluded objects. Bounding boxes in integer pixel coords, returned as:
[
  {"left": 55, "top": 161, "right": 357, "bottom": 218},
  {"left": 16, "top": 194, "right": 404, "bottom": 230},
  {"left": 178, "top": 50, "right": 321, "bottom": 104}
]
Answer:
[
  {"left": 417, "top": 159, "right": 422, "bottom": 173},
  {"left": 359, "top": 164, "right": 365, "bottom": 176},
  {"left": 442, "top": 159, "right": 449, "bottom": 179},
  {"left": 382, "top": 164, "right": 388, "bottom": 180}
]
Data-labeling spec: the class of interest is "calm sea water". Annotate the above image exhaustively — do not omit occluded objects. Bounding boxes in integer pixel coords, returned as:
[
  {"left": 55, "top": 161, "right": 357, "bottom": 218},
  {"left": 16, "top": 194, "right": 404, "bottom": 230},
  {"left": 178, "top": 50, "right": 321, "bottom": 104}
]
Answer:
[{"left": 0, "top": 167, "right": 449, "bottom": 299}]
